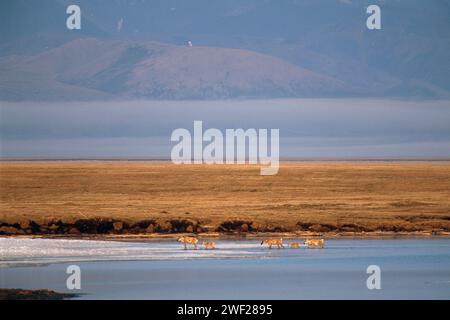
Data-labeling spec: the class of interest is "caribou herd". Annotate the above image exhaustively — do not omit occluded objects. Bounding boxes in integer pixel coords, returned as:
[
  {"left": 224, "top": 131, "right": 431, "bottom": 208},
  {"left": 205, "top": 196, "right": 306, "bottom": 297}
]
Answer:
[{"left": 177, "top": 237, "right": 324, "bottom": 250}]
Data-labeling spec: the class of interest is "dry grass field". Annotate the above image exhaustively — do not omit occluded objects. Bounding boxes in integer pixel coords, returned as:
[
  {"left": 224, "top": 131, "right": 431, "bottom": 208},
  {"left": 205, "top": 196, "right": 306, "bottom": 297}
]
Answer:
[{"left": 1, "top": 161, "right": 450, "bottom": 235}]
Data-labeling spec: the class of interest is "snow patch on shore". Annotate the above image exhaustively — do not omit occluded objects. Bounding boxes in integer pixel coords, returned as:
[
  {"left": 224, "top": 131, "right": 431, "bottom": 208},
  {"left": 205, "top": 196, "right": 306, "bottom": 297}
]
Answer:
[{"left": 0, "top": 238, "right": 268, "bottom": 266}]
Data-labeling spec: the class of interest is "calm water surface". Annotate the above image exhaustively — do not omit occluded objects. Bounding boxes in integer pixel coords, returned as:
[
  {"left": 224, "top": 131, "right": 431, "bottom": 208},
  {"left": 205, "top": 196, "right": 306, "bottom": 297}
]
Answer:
[{"left": 0, "top": 238, "right": 449, "bottom": 299}]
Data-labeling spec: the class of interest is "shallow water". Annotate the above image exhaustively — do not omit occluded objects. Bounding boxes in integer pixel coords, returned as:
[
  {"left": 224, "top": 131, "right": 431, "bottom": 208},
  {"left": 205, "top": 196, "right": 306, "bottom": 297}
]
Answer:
[{"left": 1, "top": 238, "right": 449, "bottom": 299}]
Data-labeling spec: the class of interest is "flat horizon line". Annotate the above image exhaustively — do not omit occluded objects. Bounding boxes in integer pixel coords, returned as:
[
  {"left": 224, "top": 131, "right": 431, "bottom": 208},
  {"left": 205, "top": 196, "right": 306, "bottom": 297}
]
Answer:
[{"left": 1, "top": 158, "right": 450, "bottom": 162}]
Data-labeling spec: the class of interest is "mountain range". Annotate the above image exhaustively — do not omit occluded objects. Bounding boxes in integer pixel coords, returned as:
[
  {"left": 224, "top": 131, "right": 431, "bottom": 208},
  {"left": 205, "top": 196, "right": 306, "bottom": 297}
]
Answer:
[{"left": 0, "top": 0, "right": 449, "bottom": 100}]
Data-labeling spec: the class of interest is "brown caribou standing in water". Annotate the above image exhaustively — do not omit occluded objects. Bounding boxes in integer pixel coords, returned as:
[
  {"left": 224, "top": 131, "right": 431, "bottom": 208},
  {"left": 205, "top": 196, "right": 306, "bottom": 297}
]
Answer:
[
  {"left": 261, "top": 238, "right": 284, "bottom": 249},
  {"left": 304, "top": 239, "right": 325, "bottom": 248},
  {"left": 202, "top": 241, "right": 216, "bottom": 250},
  {"left": 177, "top": 236, "right": 199, "bottom": 250}
]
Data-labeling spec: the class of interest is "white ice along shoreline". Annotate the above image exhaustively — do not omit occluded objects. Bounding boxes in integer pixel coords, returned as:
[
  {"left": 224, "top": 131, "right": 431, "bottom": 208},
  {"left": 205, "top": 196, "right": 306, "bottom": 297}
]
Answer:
[{"left": 0, "top": 238, "right": 271, "bottom": 266}]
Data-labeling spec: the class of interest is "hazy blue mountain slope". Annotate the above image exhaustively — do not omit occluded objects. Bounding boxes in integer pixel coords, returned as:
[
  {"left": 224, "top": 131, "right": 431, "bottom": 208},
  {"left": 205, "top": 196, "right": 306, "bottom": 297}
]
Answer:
[
  {"left": 0, "top": 38, "right": 350, "bottom": 100},
  {"left": 0, "top": 0, "right": 449, "bottom": 99}
]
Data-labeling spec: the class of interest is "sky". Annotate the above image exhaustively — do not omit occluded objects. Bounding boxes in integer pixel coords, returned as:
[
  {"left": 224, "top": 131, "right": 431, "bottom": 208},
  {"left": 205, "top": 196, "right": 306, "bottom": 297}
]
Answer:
[{"left": 0, "top": 1, "right": 449, "bottom": 159}]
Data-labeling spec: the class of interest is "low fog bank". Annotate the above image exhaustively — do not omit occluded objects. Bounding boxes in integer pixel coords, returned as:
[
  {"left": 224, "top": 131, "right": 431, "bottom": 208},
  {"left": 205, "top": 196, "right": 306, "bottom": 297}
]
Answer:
[{"left": 1, "top": 99, "right": 450, "bottom": 159}]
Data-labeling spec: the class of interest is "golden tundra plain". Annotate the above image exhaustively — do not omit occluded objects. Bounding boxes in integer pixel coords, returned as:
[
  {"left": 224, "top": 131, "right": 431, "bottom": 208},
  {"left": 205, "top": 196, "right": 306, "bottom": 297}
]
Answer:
[{"left": 1, "top": 161, "right": 449, "bottom": 235}]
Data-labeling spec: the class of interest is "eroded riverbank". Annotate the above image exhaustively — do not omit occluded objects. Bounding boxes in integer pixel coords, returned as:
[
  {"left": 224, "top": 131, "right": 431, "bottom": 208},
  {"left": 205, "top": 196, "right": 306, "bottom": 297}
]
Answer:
[{"left": 1, "top": 162, "right": 450, "bottom": 237}]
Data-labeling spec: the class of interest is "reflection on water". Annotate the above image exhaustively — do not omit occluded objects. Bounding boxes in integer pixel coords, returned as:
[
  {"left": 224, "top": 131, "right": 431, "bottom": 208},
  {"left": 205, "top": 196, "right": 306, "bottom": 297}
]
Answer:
[{"left": 1, "top": 238, "right": 449, "bottom": 299}]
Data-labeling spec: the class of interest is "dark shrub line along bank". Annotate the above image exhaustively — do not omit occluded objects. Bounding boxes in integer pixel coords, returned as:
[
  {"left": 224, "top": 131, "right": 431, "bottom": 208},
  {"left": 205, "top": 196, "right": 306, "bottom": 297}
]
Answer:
[{"left": 0, "top": 218, "right": 449, "bottom": 236}]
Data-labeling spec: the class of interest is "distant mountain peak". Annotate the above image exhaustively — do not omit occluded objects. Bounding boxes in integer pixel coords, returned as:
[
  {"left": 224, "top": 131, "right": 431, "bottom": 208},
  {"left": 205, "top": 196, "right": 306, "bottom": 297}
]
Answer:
[{"left": 0, "top": 38, "right": 349, "bottom": 101}]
